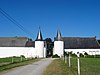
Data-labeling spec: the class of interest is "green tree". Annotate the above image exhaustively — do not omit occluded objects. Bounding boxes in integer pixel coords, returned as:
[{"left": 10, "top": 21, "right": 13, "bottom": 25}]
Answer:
[{"left": 44, "top": 38, "right": 54, "bottom": 57}]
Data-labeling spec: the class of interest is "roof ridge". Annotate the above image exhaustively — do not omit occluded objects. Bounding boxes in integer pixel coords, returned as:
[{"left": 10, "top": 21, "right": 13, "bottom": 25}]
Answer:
[{"left": 62, "top": 37, "right": 96, "bottom": 39}]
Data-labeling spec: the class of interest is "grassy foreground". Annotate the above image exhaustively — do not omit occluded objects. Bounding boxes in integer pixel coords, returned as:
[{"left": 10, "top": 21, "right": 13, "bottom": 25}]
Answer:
[
  {"left": 43, "top": 58, "right": 100, "bottom": 75},
  {"left": 0, "top": 57, "right": 40, "bottom": 72},
  {"left": 0, "top": 57, "right": 26, "bottom": 64},
  {"left": 43, "top": 59, "right": 68, "bottom": 75},
  {"left": 71, "top": 58, "right": 100, "bottom": 75}
]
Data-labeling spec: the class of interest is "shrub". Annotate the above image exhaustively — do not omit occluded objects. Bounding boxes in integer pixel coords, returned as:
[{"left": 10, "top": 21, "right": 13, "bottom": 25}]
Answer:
[
  {"left": 80, "top": 53, "right": 84, "bottom": 57},
  {"left": 52, "top": 54, "right": 60, "bottom": 58},
  {"left": 84, "top": 52, "right": 88, "bottom": 56},
  {"left": 71, "top": 53, "right": 77, "bottom": 57},
  {"left": 95, "top": 55, "right": 100, "bottom": 58},
  {"left": 86, "top": 55, "right": 94, "bottom": 58},
  {"left": 20, "top": 55, "right": 25, "bottom": 58}
]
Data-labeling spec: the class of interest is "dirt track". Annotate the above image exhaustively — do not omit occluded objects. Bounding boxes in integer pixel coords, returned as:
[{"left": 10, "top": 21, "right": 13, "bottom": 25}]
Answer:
[{"left": 1, "top": 58, "right": 53, "bottom": 75}]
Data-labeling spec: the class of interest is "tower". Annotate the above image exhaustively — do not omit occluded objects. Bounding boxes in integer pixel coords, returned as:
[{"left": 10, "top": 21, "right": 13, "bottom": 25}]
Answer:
[
  {"left": 35, "top": 28, "right": 44, "bottom": 58},
  {"left": 54, "top": 28, "right": 64, "bottom": 57}
]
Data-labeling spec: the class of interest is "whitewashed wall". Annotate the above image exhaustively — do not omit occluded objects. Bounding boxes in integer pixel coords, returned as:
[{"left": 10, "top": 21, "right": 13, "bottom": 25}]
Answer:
[
  {"left": 0, "top": 47, "right": 37, "bottom": 58},
  {"left": 43, "top": 47, "right": 46, "bottom": 58},
  {"left": 35, "top": 41, "right": 44, "bottom": 58},
  {"left": 54, "top": 41, "right": 64, "bottom": 57},
  {"left": 65, "top": 49, "right": 100, "bottom": 55}
]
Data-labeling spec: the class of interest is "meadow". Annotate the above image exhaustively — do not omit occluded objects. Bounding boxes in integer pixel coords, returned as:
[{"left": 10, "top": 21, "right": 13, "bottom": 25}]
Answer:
[
  {"left": 0, "top": 56, "right": 39, "bottom": 72},
  {"left": 70, "top": 57, "right": 100, "bottom": 75},
  {"left": 43, "top": 57, "right": 100, "bottom": 75},
  {"left": 1, "top": 56, "right": 100, "bottom": 75}
]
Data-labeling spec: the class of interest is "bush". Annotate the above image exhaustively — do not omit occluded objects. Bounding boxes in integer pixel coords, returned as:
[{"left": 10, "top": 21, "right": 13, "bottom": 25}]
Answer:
[
  {"left": 80, "top": 53, "right": 84, "bottom": 57},
  {"left": 85, "top": 55, "right": 100, "bottom": 58},
  {"left": 71, "top": 53, "right": 77, "bottom": 57},
  {"left": 84, "top": 52, "right": 88, "bottom": 56},
  {"left": 95, "top": 55, "right": 100, "bottom": 58},
  {"left": 52, "top": 54, "right": 60, "bottom": 58},
  {"left": 20, "top": 55, "right": 25, "bottom": 58},
  {"left": 86, "top": 55, "right": 94, "bottom": 58}
]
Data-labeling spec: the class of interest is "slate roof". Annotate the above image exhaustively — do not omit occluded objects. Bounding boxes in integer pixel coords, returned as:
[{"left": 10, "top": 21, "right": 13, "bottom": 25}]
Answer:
[
  {"left": 56, "top": 28, "right": 62, "bottom": 41},
  {"left": 97, "top": 40, "right": 100, "bottom": 44},
  {"left": 35, "top": 28, "right": 43, "bottom": 41},
  {"left": 54, "top": 37, "right": 100, "bottom": 49},
  {"left": 0, "top": 37, "right": 28, "bottom": 47},
  {"left": 25, "top": 39, "right": 35, "bottom": 47}
]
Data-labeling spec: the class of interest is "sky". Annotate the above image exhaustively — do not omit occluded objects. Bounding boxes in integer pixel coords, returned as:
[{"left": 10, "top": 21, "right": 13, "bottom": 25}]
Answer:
[{"left": 0, "top": 0, "right": 100, "bottom": 40}]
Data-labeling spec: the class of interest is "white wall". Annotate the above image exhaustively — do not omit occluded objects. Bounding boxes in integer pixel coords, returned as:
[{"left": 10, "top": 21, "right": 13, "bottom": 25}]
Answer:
[
  {"left": 65, "top": 49, "right": 100, "bottom": 55},
  {"left": 35, "top": 41, "right": 44, "bottom": 58},
  {"left": 0, "top": 47, "right": 36, "bottom": 58},
  {"left": 54, "top": 41, "right": 64, "bottom": 57},
  {"left": 43, "top": 47, "right": 46, "bottom": 58}
]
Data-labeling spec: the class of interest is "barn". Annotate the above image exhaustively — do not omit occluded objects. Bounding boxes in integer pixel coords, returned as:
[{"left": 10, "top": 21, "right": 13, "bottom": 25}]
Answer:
[{"left": 54, "top": 29, "right": 100, "bottom": 57}]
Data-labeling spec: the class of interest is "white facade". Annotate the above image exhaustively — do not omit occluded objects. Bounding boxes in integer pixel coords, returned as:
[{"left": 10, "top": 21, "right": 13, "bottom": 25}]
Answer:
[
  {"left": 35, "top": 41, "right": 44, "bottom": 58},
  {"left": 54, "top": 41, "right": 64, "bottom": 57},
  {"left": 0, "top": 28, "right": 47, "bottom": 58},
  {"left": 43, "top": 47, "right": 46, "bottom": 58},
  {"left": 0, "top": 46, "right": 46, "bottom": 58},
  {"left": 0, "top": 47, "right": 36, "bottom": 58}
]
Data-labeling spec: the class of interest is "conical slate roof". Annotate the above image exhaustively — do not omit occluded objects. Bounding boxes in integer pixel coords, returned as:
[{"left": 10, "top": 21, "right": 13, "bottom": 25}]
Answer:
[
  {"left": 36, "top": 28, "right": 43, "bottom": 41},
  {"left": 56, "top": 28, "right": 62, "bottom": 41}
]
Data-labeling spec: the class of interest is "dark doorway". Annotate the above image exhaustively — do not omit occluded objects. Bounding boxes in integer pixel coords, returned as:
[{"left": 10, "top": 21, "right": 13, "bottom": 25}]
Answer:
[{"left": 44, "top": 38, "right": 54, "bottom": 57}]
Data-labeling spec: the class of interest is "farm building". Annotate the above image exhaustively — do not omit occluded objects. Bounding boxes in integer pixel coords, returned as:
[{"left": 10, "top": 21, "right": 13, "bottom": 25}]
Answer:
[
  {"left": 0, "top": 29, "right": 46, "bottom": 58},
  {"left": 0, "top": 28, "right": 100, "bottom": 58},
  {"left": 54, "top": 29, "right": 100, "bottom": 57}
]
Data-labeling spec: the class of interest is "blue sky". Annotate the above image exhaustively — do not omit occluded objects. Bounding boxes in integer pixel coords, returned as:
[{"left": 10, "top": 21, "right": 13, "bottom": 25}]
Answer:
[{"left": 0, "top": 0, "right": 100, "bottom": 40}]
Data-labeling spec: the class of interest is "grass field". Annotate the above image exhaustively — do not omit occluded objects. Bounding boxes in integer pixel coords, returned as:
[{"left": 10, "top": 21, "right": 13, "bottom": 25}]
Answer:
[
  {"left": 71, "top": 58, "right": 100, "bottom": 75},
  {"left": 0, "top": 57, "right": 26, "bottom": 64},
  {"left": 0, "top": 57, "right": 40, "bottom": 72},
  {"left": 43, "top": 59, "right": 68, "bottom": 75},
  {"left": 43, "top": 58, "right": 100, "bottom": 75}
]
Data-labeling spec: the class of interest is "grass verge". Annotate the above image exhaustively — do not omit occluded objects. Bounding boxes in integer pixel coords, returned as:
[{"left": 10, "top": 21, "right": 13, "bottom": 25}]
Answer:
[
  {"left": 71, "top": 58, "right": 100, "bottom": 75},
  {"left": 43, "top": 58, "right": 100, "bottom": 75},
  {"left": 43, "top": 59, "right": 68, "bottom": 75},
  {"left": 0, "top": 58, "right": 40, "bottom": 72}
]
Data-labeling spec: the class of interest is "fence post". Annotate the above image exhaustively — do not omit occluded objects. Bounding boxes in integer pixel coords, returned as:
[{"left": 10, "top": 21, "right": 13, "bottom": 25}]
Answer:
[
  {"left": 21, "top": 56, "right": 23, "bottom": 62},
  {"left": 65, "top": 55, "right": 67, "bottom": 63},
  {"left": 69, "top": 53, "right": 71, "bottom": 67},
  {"left": 77, "top": 52, "right": 80, "bottom": 75},
  {"left": 12, "top": 56, "right": 14, "bottom": 63}
]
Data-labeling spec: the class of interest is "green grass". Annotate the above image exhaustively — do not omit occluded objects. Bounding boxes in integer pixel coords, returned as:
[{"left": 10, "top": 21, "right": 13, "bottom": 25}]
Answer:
[
  {"left": 0, "top": 57, "right": 26, "bottom": 63},
  {"left": 0, "top": 57, "right": 12, "bottom": 63},
  {"left": 71, "top": 58, "right": 100, "bottom": 75},
  {"left": 43, "top": 58, "right": 100, "bottom": 75},
  {"left": 0, "top": 57, "right": 40, "bottom": 72},
  {"left": 43, "top": 59, "right": 68, "bottom": 75}
]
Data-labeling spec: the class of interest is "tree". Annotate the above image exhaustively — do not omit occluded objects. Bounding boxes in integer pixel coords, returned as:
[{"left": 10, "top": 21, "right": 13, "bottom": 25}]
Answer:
[{"left": 44, "top": 38, "right": 54, "bottom": 57}]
